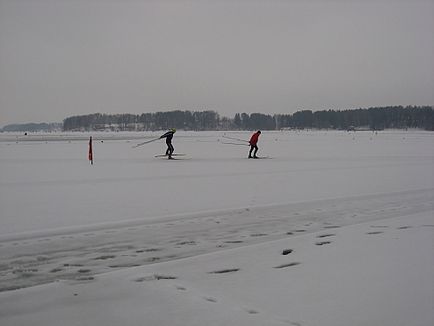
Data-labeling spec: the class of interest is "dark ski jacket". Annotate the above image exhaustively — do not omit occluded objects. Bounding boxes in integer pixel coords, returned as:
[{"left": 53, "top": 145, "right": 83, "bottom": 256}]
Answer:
[
  {"left": 160, "top": 130, "right": 175, "bottom": 144},
  {"left": 249, "top": 131, "right": 261, "bottom": 146}
]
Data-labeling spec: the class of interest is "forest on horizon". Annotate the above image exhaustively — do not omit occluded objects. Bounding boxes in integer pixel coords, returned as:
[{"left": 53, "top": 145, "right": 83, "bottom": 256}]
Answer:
[
  {"left": 2, "top": 106, "right": 433, "bottom": 132},
  {"left": 62, "top": 106, "right": 434, "bottom": 132}
]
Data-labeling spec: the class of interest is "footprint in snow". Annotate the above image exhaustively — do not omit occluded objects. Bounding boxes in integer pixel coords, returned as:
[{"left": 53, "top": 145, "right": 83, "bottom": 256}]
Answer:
[
  {"left": 93, "top": 255, "right": 116, "bottom": 260},
  {"left": 204, "top": 296, "right": 218, "bottom": 303},
  {"left": 316, "top": 234, "right": 335, "bottom": 239},
  {"left": 78, "top": 269, "right": 91, "bottom": 273},
  {"left": 366, "top": 231, "right": 383, "bottom": 235},
  {"left": 76, "top": 276, "right": 95, "bottom": 281},
  {"left": 136, "top": 248, "right": 162, "bottom": 253},
  {"left": 315, "top": 241, "right": 331, "bottom": 246},
  {"left": 208, "top": 268, "right": 240, "bottom": 274},
  {"left": 134, "top": 274, "right": 177, "bottom": 282},
  {"left": 13, "top": 268, "right": 38, "bottom": 275},
  {"left": 109, "top": 263, "right": 141, "bottom": 268},
  {"left": 64, "top": 263, "right": 83, "bottom": 267},
  {"left": 274, "top": 262, "right": 301, "bottom": 269},
  {"left": 175, "top": 240, "right": 196, "bottom": 246},
  {"left": 282, "top": 249, "right": 293, "bottom": 255}
]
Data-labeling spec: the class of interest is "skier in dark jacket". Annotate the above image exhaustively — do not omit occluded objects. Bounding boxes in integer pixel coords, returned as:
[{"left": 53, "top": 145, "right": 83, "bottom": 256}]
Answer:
[
  {"left": 160, "top": 128, "right": 176, "bottom": 159},
  {"left": 248, "top": 130, "right": 261, "bottom": 158}
]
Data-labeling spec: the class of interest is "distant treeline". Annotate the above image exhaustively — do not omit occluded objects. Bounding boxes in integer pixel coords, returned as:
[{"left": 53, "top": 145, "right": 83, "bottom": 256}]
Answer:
[
  {"left": 1, "top": 122, "right": 62, "bottom": 132},
  {"left": 276, "top": 106, "right": 433, "bottom": 131},
  {"left": 62, "top": 106, "right": 433, "bottom": 131},
  {"left": 63, "top": 110, "right": 221, "bottom": 131}
]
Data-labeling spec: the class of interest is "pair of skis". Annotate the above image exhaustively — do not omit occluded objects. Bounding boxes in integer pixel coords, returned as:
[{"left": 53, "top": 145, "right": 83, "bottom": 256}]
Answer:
[
  {"left": 154, "top": 154, "right": 186, "bottom": 158},
  {"left": 132, "top": 138, "right": 187, "bottom": 159}
]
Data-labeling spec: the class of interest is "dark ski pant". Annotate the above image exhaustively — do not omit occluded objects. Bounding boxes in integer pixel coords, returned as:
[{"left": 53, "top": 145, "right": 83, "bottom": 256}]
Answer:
[
  {"left": 165, "top": 141, "right": 174, "bottom": 158},
  {"left": 249, "top": 145, "right": 258, "bottom": 158}
]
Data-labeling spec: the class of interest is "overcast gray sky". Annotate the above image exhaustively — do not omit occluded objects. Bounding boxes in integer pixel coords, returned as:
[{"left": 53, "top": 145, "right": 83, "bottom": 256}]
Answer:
[{"left": 0, "top": 0, "right": 433, "bottom": 125}]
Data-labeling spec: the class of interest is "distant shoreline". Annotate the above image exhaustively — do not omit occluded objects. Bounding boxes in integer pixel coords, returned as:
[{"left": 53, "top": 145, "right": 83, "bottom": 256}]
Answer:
[{"left": 3, "top": 106, "right": 433, "bottom": 132}]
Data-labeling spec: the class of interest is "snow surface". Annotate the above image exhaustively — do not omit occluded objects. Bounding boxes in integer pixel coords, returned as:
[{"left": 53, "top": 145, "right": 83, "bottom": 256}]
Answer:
[{"left": 0, "top": 130, "right": 433, "bottom": 326}]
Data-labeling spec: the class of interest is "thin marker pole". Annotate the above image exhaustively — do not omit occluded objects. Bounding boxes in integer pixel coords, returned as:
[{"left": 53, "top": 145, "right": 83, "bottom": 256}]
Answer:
[{"left": 88, "top": 136, "right": 93, "bottom": 165}]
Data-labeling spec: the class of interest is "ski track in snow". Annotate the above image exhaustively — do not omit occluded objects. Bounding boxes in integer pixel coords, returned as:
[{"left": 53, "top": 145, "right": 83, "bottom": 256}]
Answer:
[{"left": 0, "top": 188, "right": 432, "bottom": 292}]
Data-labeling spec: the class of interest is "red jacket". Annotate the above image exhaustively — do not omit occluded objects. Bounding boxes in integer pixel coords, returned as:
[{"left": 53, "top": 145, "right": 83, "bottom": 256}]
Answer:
[{"left": 249, "top": 132, "right": 260, "bottom": 145}]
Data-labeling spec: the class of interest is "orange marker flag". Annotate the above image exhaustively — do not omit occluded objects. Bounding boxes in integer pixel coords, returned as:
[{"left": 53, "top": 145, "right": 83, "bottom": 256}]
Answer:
[{"left": 88, "top": 136, "right": 93, "bottom": 165}]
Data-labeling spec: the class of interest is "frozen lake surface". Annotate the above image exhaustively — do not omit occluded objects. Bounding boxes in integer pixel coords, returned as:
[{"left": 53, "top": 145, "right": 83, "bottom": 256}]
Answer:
[
  {"left": 1, "top": 130, "right": 432, "bottom": 236},
  {"left": 0, "top": 130, "right": 433, "bottom": 326}
]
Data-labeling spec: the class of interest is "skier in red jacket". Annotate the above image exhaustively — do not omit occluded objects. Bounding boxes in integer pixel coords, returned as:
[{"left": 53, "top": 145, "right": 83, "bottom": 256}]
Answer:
[{"left": 248, "top": 130, "right": 261, "bottom": 158}]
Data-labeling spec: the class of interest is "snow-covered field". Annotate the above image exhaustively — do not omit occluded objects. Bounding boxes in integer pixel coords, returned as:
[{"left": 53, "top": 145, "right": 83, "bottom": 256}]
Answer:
[{"left": 0, "top": 130, "right": 433, "bottom": 326}]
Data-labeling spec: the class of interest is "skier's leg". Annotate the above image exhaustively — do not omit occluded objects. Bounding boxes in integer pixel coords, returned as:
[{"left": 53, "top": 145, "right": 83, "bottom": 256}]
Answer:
[
  {"left": 165, "top": 139, "right": 171, "bottom": 156},
  {"left": 168, "top": 143, "right": 174, "bottom": 159},
  {"left": 248, "top": 145, "right": 254, "bottom": 158},
  {"left": 253, "top": 145, "right": 258, "bottom": 158}
]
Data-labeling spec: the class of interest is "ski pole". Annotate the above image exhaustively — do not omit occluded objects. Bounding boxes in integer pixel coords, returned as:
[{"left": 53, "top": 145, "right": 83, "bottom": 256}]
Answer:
[
  {"left": 220, "top": 141, "right": 249, "bottom": 146},
  {"left": 222, "top": 135, "right": 249, "bottom": 143},
  {"left": 132, "top": 137, "right": 160, "bottom": 148}
]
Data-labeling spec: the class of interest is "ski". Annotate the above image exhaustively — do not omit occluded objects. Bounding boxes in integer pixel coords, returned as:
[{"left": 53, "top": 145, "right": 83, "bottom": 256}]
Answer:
[
  {"left": 161, "top": 157, "right": 191, "bottom": 160},
  {"left": 154, "top": 153, "right": 186, "bottom": 157}
]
